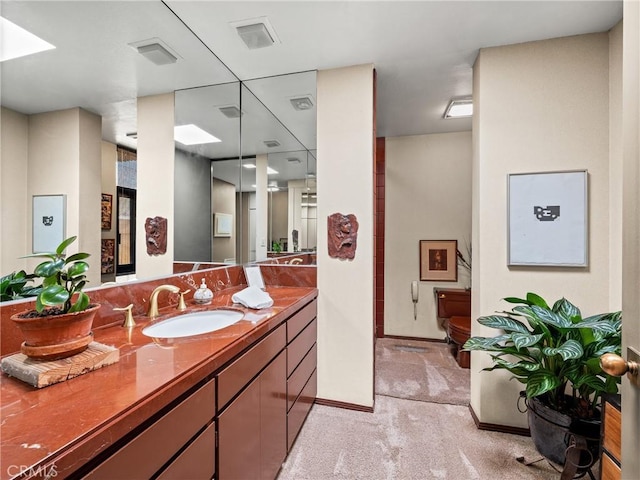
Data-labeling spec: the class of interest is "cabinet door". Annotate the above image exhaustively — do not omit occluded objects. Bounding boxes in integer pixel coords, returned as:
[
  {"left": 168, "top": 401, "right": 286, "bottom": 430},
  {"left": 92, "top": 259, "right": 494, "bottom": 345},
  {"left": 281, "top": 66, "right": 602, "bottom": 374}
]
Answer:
[
  {"left": 218, "top": 378, "right": 261, "bottom": 480},
  {"left": 260, "top": 350, "right": 287, "bottom": 480}
]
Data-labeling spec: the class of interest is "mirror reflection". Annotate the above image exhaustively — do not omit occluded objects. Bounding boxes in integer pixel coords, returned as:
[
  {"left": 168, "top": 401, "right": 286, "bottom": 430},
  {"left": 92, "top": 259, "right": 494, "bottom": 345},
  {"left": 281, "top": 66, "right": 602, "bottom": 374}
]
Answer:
[{"left": 0, "top": 1, "right": 317, "bottom": 287}]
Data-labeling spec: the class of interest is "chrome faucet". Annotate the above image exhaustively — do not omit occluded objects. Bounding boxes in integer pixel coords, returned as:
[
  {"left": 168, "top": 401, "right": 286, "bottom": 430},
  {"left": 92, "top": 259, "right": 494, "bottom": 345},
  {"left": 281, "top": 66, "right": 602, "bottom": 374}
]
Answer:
[{"left": 147, "top": 284, "right": 180, "bottom": 318}]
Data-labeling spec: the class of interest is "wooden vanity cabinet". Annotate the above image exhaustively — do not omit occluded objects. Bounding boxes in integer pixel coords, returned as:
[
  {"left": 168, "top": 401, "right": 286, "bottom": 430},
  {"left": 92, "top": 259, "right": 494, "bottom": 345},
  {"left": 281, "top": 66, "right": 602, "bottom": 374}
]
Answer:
[
  {"left": 83, "top": 378, "right": 216, "bottom": 480},
  {"left": 217, "top": 298, "right": 317, "bottom": 480},
  {"left": 217, "top": 342, "right": 287, "bottom": 480},
  {"left": 600, "top": 394, "right": 621, "bottom": 480}
]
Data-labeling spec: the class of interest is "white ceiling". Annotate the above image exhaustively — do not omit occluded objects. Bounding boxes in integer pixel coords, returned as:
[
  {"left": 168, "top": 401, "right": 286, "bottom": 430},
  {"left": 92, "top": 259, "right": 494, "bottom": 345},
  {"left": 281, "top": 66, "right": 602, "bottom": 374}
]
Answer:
[{"left": 1, "top": 1, "right": 623, "bottom": 155}]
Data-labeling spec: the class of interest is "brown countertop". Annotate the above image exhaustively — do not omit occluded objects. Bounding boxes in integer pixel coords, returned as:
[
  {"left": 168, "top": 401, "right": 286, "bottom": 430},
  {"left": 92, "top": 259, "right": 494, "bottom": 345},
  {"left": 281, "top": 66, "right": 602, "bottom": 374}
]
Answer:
[{"left": 0, "top": 285, "right": 318, "bottom": 480}]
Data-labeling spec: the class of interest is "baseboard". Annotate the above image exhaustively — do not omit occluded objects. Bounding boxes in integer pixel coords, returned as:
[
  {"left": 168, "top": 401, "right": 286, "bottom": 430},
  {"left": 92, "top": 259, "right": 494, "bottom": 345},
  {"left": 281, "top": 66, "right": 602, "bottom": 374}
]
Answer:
[
  {"left": 468, "top": 404, "right": 530, "bottom": 437},
  {"left": 315, "top": 397, "right": 374, "bottom": 413},
  {"left": 383, "top": 335, "right": 447, "bottom": 343}
]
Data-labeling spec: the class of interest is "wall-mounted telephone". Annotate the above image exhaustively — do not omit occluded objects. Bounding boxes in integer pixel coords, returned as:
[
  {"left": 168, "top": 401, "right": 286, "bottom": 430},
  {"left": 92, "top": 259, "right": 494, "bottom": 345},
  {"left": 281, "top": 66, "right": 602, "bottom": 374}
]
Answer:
[{"left": 411, "top": 281, "right": 419, "bottom": 320}]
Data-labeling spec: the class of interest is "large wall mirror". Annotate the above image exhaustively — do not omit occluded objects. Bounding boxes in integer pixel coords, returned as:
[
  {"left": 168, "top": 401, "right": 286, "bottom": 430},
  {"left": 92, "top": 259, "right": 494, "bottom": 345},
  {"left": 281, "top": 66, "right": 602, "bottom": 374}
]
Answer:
[{"left": 1, "top": 1, "right": 317, "bottom": 286}]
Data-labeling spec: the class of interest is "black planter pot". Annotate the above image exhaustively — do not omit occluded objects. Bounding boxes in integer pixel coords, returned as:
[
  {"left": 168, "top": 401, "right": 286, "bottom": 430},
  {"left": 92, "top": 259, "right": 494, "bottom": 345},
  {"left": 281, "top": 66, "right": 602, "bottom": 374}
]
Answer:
[{"left": 527, "top": 395, "right": 601, "bottom": 470}]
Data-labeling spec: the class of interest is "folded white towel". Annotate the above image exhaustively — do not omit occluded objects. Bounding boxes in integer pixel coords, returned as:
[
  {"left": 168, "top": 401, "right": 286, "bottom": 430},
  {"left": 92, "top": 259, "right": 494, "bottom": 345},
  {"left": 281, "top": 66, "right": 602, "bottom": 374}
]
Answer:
[{"left": 232, "top": 286, "right": 274, "bottom": 309}]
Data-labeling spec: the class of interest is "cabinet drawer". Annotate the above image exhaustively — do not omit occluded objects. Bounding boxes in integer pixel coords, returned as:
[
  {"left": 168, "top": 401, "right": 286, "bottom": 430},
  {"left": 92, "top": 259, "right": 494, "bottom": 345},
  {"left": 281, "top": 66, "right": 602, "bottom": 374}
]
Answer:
[
  {"left": 85, "top": 379, "right": 215, "bottom": 479},
  {"left": 287, "top": 369, "right": 317, "bottom": 451},
  {"left": 156, "top": 422, "right": 215, "bottom": 480},
  {"left": 601, "top": 452, "right": 621, "bottom": 480},
  {"left": 603, "top": 402, "right": 621, "bottom": 461},
  {"left": 288, "top": 343, "right": 317, "bottom": 412},
  {"left": 287, "top": 299, "right": 317, "bottom": 343},
  {"left": 287, "top": 318, "right": 317, "bottom": 377},
  {"left": 218, "top": 324, "right": 286, "bottom": 409}
]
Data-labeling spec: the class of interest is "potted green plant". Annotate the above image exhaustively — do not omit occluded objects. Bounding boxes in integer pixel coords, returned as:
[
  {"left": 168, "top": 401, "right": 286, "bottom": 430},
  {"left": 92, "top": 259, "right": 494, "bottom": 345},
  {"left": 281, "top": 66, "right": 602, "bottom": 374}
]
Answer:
[
  {"left": 10, "top": 236, "right": 100, "bottom": 361},
  {"left": 0, "top": 270, "right": 40, "bottom": 301},
  {"left": 463, "top": 292, "right": 621, "bottom": 470}
]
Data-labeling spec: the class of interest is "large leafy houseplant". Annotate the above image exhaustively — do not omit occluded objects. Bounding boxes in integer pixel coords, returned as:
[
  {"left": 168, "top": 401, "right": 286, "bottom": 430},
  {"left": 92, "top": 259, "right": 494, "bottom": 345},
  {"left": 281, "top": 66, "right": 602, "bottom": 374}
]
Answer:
[
  {"left": 0, "top": 270, "right": 40, "bottom": 302},
  {"left": 463, "top": 292, "right": 621, "bottom": 419}
]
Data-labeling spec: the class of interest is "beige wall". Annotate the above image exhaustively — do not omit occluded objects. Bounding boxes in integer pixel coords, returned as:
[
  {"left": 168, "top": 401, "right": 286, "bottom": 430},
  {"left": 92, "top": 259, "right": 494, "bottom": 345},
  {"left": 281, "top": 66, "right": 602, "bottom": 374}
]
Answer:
[
  {"left": 385, "top": 132, "right": 472, "bottom": 339},
  {"left": 0, "top": 108, "right": 29, "bottom": 273},
  {"left": 136, "top": 94, "right": 175, "bottom": 279},
  {"left": 471, "top": 33, "right": 612, "bottom": 428},
  {"left": 101, "top": 141, "right": 117, "bottom": 283},
  {"left": 269, "top": 191, "right": 288, "bottom": 248},
  {"left": 212, "top": 177, "right": 237, "bottom": 263},
  {"left": 317, "top": 64, "right": 374, "bottom": 408},
  {"left": 621, "top": 2, "right": 640, "bottom": 478}
]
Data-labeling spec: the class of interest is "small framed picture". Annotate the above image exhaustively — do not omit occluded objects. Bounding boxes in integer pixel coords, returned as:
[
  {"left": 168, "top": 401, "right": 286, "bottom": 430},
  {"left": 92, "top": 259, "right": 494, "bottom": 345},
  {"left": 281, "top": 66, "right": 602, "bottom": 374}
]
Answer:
[
  {"left": 244, "top": 265, "right": 265, "bottom": 290},
  {"left": 419, "top": 240, "right": 458, "bottom": 282},
  {"left": 101, "top": 193, "right": 113, "bottom": 230},
  {"left": 214, "top": 212, "right": 233, "bottom": 237}
]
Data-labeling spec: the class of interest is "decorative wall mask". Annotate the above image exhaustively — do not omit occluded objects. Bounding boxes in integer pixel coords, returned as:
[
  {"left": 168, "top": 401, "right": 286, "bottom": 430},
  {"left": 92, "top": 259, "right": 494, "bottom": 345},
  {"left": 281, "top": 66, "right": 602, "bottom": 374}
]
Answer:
[
  {"left": 145, "top": 216, "right": 167, "bottom": 256},
  {"left": 327, "top": 213, "right": 358, "bottom": 260}
]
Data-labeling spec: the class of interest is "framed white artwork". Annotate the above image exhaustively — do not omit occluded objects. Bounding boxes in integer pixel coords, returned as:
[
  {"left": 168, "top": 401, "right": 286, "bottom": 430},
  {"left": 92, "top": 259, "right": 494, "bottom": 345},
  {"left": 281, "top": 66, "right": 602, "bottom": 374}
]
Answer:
[
  {"left": 214, "top": 212, "right": 233, "bottom": 237},
  {"left": 33, "top": 194, "right": 66, "bottom": 253},
  {"left": 508, "top": 170, "right": 588, "bottom": 267}
]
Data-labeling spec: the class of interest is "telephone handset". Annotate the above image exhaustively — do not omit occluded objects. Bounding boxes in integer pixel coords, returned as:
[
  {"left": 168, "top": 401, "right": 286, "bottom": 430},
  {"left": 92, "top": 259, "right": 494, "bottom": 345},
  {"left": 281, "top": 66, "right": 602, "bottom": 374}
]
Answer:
[{"left": 411, "top": 281, "right": 419, "bottom": 320}]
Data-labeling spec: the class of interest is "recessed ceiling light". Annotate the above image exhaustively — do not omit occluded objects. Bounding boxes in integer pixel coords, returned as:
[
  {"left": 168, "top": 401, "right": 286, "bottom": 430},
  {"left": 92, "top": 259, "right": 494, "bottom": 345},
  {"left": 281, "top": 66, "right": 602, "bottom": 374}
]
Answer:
[
  {"left": 129, "top": 38, "right": 180, "bottom": 66},
  {"left": 251, "top": 184, "right": 280, "bottom": 192},
  {"left": 0, "top": 17, "right": 55, "bottom": 62},
  {"left": 263, "top": 140, "right": 280, "bottom": 148},
  {"left": 290, "top": 95, "right": 314, "bottom": 111},
  {"left": 444, "top": 97, "right": 473, "bottom": 119},
  {"left": 218, "top": 105, "right": 243, "bottom": 118},
  {"left": 230, "top": 16, "right": 280, "bottom": 50},
  {"left": 243, "top": 163, "right": 278, "bottom": 175},
  {"left": 174, "top": 125, "right": 221, "bottom": 145}
]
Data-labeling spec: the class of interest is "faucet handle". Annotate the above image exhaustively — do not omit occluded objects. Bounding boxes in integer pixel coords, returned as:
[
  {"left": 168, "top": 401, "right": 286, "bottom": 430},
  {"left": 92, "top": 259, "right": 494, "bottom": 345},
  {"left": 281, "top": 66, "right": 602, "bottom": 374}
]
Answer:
[
  {"left": 114, "top": 304, "right": 135, "bottom": 328},
  {"left": 178, "top": 290, "right": 191, "bottom": 311}
]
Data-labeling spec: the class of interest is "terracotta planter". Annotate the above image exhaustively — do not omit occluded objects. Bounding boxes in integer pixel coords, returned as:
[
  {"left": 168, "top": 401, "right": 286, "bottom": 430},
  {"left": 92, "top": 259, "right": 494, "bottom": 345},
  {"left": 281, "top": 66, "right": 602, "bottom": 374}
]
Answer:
[{"left": 11, "top": 304, "right": 101, "bottom": 361}]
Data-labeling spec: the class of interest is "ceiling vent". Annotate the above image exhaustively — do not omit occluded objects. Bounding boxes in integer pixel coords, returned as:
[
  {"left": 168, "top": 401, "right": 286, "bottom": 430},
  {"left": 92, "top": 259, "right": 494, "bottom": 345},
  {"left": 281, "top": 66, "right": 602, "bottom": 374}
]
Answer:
[
  {"left": 290, "top": 95, "right": 314, "bottom": 111},
  {"left": 263, "top": 140, "right": 281, "bottom": 148},
  {"left": 231, "top": 17, "right": 280, "bottom": 50},
  {"left": 129, "top": 38, "right": 180, "bottom": 66},
  {"left": 126, "top": 132, "right": 138, "bottom": 139},
  {"left": 218, "top": 105, "right": 243, "bottom": 118}
]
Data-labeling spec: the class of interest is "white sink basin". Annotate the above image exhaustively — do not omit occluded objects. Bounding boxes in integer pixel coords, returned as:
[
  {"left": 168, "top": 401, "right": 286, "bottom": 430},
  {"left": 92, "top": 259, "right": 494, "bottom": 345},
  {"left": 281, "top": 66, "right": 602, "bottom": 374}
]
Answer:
[{"left": 142, "top": 309, "right": 244, "bottom": 339}]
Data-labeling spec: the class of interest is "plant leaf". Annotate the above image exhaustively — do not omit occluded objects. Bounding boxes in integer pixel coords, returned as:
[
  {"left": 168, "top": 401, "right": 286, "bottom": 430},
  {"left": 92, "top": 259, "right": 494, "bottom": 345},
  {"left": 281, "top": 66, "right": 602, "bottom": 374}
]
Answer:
[
  {"left": 463, "top": 335, "right": 511, "bottom": 351},
  {"left": 477, "top": 315, "right": 530, "bottom": 334},
  {"left": 553, "top": 297, "right": 581, "bottom": 321},
  {"left": 67, "top": 261, "right": 89, "bottom": 277},
  {"left": 39, "top": 284, "right": 69, "bottom": 307},
  {"left": 69, "top": 292, "right": 90, "bottom": 313},
  {"left": 512, "top": 332, "right": 544, "bottom": 349},
  {"left": 503, "top": 296, "right": 528, "bottom": 305},
  {"left": 526, "top": 292, "right": 549, "bottom": 309},
  {"left": 525, "top": 370, "right": 562, "bottom": 398},
  {"left": 530, "top": 305, "right": 571, "bottom": 328},
  {"left": 66, "top": 252, "right": 90, "bottom": 263},
  {"left": 542, "top": 339, "right": 583, "bottom": 360},
  {"left": 56, "top": 236, "right": 77, "bottom": 255},
  {"left": 34, "top": 259, "right": 65, "bottom": 277}
]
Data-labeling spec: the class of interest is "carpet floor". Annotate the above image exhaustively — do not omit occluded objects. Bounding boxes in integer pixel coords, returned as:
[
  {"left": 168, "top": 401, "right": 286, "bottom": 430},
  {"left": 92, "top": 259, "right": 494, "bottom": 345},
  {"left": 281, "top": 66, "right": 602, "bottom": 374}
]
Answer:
[{"left": 277, "top": 338, "right": 591, "bottom": 480}]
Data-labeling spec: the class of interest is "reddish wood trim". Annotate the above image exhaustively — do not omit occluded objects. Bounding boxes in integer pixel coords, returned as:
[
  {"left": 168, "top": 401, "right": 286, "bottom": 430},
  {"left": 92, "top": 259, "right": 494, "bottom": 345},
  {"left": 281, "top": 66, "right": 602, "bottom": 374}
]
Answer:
[
  {"left": 383, "top": 335, "right": 447, "bottom": 344},
  {"left": 468, "top": 404, "right": 531, "bottom": 436},
  {"left": 315, "top": 397, "right": 374, "bottom": 413}
]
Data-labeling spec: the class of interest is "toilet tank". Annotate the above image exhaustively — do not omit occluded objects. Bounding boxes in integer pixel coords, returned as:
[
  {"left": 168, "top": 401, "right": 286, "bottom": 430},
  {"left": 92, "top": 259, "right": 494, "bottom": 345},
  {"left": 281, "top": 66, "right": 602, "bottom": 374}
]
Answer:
[{"left": 433, "top": 288, "right": 471, "bottom": 321}]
